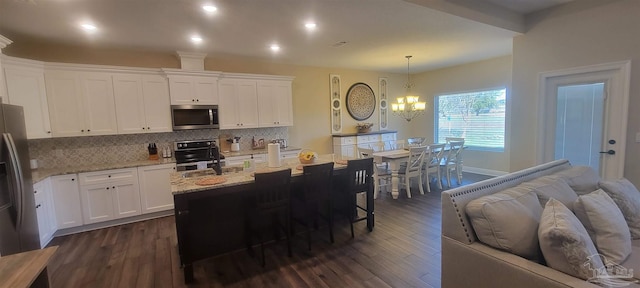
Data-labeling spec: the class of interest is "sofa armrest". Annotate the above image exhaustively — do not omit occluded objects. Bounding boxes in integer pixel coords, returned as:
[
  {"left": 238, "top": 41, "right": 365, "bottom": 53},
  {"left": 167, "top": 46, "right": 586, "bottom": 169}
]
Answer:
[{"left": 442, "top": 236, "right": 606, "bottom": 288}]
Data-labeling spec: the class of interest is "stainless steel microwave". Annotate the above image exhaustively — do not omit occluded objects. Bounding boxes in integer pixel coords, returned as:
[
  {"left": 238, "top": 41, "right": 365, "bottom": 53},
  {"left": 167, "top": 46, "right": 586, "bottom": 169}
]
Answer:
[{"left": 171, "top": 105, "right": 219, "bottom": 130}]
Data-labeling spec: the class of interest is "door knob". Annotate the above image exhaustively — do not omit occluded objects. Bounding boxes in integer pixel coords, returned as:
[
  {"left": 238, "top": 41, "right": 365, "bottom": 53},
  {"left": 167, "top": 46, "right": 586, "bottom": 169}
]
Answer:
[
  {"left": 599, "top": 150, "right": 616, "bottom": 155},
  {"left": 609, "top": 139, "right": 616, "bottom": 144}
]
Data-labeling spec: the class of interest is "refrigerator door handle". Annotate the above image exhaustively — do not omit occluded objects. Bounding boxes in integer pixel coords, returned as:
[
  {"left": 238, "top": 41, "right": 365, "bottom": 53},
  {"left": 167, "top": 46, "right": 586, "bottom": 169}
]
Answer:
[{"left": 3, "top": 133, "right": 24, "bottom": 231}]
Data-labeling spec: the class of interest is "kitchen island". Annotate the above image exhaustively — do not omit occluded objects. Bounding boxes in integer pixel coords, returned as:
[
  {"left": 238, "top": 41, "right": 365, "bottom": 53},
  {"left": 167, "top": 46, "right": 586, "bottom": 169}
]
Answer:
[{"left": 171, "top": 155, "right": 374, "bottom": 283}]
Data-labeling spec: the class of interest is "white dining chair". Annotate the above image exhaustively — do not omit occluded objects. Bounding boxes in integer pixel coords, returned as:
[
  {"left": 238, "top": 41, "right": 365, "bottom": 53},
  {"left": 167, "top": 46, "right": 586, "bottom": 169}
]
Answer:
[
  {"left": 407, "top": 137, "right": 426, "bottom": 147},
  {"left": 369, "top": 142, "right": 386, "bottom": 152},
  {"left": 398, "top": 145, "right": 427, "bottom": 198},
  {"left": 358, "top": 147, "right": 390, "bottom": 199},
  {"left": 423, "top": 143, "right": 445, "bottom": 192},
  {"left": 387, "top": 139, "right": 406, "bottom": 150},
  {"left": 440, "top": 140, "right": 464, "bottom": 187}
]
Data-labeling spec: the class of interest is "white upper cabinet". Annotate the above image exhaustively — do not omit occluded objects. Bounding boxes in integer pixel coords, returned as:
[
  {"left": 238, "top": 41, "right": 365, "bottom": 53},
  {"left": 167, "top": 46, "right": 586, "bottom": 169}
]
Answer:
[
  {"left": 164, "top": 69, "right": 220, "bottom": 105},
  {"left": 113, "top": 74, "right": 171, "bottom": 134},
  {"left": 3, "top": 58, "right": 52, "bottom": 138},
  {"left": 257, "top": 80, "right": 293, "bottom": 127},
  {"left": 219, "top": 79, "right": 258, "bottom": 129},
  {"left": 45, "top": 70, "right": 118, "bottom": 137}
]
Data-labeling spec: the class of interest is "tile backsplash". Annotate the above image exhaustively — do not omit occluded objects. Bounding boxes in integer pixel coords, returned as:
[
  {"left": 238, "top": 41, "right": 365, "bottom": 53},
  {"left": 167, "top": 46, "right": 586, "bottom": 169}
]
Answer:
[{"left": 28, "top": 127, "right": 289, "bottom": 169}]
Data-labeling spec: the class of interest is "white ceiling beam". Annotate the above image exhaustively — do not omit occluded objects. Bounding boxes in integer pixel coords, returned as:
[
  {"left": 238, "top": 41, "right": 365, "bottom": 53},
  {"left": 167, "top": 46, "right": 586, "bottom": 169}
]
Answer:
[{"left": 403, "top": 0, "right": 526, "bottom": 33}]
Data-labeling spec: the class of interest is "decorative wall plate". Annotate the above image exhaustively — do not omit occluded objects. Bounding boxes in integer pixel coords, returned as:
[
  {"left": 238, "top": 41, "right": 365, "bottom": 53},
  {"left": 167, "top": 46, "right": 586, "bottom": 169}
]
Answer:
[{"left": 346, "top": 82, "right": 376, "bottom": 121}]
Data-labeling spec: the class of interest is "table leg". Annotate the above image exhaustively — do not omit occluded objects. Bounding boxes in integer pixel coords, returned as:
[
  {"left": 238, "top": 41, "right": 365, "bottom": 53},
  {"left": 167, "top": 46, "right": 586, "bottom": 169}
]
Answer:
[{"left": 389, "top": 160, "right": 400, "bottom": 199}]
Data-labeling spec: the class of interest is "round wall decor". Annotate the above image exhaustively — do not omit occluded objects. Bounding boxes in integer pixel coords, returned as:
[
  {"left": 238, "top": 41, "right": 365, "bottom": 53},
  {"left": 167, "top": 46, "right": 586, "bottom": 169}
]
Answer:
[{"left": 346, "top": 82, "right": 376, "bottom": 121}]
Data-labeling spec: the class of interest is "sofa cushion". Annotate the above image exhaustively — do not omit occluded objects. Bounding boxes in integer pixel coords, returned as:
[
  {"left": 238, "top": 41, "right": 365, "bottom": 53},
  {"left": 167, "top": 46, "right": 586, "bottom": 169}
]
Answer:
[
  {"left": 552, "top": 166, "right": 600, "bottom": 195},
  {"left": 519, "top": 176, "right": 578, "bottom": 210},
  {"left": 538, "top": 198, "right": 606, "bottom": 280},
  {"left": 466, "top": 186, "right": 543, "bottom": 261},
  {"left": 599, "top": 178, "right": 640, "bottom": 239},
  {"left": 573, "top": 189, "right": 631, "bottom": 264},
  {"left": 620, "top": 246, "right": 640, "bottom": 281}
]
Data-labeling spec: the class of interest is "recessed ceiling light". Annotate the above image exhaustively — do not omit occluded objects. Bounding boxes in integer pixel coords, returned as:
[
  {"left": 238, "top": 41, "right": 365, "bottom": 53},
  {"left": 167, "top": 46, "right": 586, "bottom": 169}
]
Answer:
[
  {"left": 202, "top": 5, "right": 217, "bottom": 13},
  {"left": 191, "top": 36, "right": 203, "bottom": 44},
  {"left": 304, "top": 22, "right": 317, "bottom": 31},
  {"left": 80, "top": 23, "right": 97, "bottom": 32},
  {"left": 270, "top": 44, "right": 280, "bottom": 52}
]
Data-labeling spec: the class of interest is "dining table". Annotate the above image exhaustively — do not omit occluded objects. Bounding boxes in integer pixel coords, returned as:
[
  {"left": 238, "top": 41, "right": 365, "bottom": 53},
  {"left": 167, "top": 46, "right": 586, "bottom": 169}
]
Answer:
[{"left": 371, "top": 149, "right": 411, "bottom": 199}]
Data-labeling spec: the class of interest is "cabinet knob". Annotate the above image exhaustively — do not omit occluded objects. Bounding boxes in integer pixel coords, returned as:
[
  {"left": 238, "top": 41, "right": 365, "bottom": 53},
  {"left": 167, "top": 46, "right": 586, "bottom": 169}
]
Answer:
[
  {"left": 142, "top": 127, "right": 146, "bottom": 130},
  {"left": 87, "top": 129, "right": 91, "bottom": 132},
  {"left": 36, "top": 204, "right": 41, "bottom": 209},
  {"left": 34, "top": 190, "right": 37, "bottom": 194},
  {"left": 196, "top": 99, "right": 199, "bottom": 102},
  {"left": 72, "top": 178, "right": 75, "bottom": 181},
  {"left": 47, "top": 131, "right": 51, "bottom": 134},
  {"left": 147, "top": 127, "right": 150, "bottom": 130},
  {"left": 192, "top": 99, "right": 195, "bottom": 102},
  {"left": 113, "top": 186, "right": 115, "bottom": 189},
  {"left": 81, "top": 129, "right": 85, "bottom": 132}
]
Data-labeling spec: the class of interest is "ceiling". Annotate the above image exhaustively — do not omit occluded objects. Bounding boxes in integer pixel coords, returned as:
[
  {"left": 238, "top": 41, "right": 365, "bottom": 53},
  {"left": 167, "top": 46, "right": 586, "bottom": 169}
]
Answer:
[{"left": 0, "top": 0, "right": 572, "bottom": 73}]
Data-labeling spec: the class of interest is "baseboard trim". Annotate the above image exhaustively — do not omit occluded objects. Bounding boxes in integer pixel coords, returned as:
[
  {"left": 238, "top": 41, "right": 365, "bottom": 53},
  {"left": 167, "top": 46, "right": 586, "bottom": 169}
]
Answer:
[
  {"left": 462, "top": 166, "right": 508, "bottom": 177},
  {"left": 52, "top": 210, "right": 174, "bottom": 238}
]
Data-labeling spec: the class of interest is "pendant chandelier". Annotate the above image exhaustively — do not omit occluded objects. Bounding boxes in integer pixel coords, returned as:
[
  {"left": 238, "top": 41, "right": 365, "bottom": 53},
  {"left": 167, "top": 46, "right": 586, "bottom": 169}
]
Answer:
[{"left": 391, "top": 55, "right": 426, "bottom": 122}]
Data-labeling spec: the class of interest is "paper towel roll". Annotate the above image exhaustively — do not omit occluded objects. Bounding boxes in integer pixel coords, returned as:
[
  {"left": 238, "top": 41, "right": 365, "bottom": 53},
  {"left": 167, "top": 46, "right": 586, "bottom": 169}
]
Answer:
[{"left": 267, "top": 143, "right": 281, "bottom": 168}]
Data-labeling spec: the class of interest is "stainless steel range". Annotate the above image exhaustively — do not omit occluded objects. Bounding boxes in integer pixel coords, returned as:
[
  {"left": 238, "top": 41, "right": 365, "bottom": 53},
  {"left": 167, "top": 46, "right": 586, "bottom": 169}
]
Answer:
[{"left": 174, "top": 139, "right": 223, "bottom": 173}]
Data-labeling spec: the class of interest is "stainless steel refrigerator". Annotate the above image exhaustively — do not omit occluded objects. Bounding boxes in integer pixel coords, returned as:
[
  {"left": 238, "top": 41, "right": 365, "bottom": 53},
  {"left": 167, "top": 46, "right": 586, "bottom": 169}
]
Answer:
[{"left": 0, "top": 103, "right": 39, "bottom": 256}]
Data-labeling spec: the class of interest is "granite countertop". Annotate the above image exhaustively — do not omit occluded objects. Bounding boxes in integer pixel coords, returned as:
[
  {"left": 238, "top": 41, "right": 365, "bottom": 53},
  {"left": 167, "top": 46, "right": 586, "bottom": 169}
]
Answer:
[
  {"left": 31, "top": 158, "right": 177, "bottom": 183},
  {"left": 332, "top": 130, "right": 397, "bottom": 137},
  {"left": 171, "top": 154, "right": 346, "bottom": 195},
  {"left": 221, "top": 146, "right": 301, "bottom": 158}
]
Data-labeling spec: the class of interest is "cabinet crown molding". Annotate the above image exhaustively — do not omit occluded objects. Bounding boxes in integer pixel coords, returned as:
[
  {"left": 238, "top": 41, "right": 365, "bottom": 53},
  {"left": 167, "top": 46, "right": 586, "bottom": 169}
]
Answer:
[
  {"left": 162, "top": 68, "right": 222, "bottom": 78},
  {"left": 0, "top": 34, "right": 12, "bottom": 49},
  {"left": 2, "top": 55, "right": 45, "bottom": 69},
  {"left": 220, "top": 72, "right": 294, "bottom": 81}
]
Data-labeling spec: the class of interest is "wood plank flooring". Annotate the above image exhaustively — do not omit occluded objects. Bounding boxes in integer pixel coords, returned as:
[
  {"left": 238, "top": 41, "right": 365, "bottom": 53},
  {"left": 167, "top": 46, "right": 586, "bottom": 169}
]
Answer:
[{"left": 46, "top": 173, "right": 491, "bottom": 288}]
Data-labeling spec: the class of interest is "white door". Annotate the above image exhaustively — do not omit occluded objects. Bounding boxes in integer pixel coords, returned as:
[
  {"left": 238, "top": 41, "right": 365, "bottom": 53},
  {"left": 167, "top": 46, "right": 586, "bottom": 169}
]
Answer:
[
  {"left": 113, "top": 74, "right": 147, "bottom": 134},
  {"left": 539, "top": 61, "right": 630, "bottom": 179},
  {"left": 81, "top": 184, "right": 116, "bottom": 224},
  {"left": 45, "top": 71, "right": 85, "bottom": 137},
  {"left": 138, "top": 164, "right": 175, "bottom": 214},
  {"left": 142, "top": 75, "right": 172, "bottom": 133},
  {"left": 81, "top": 72, "right": 118, "bottom": 135},
  {"left": 112, "top": 182, "right": 142, "bottom": 218},
  {"left": 50, "top": 175, "right": 83, "bottom": 229},
  {"left": 5, "top": 66, "right": 52, "bottom": 138}
]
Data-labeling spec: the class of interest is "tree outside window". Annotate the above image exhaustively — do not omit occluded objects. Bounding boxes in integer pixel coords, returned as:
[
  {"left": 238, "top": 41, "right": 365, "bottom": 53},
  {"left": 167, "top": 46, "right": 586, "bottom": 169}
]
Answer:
[{"left": 435, "top": 88, "right": 506, "bottom": 151}]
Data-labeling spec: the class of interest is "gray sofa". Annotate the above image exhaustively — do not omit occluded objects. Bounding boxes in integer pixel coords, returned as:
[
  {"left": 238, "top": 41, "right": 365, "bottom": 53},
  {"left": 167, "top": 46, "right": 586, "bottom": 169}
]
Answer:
[{"left": 441, "top": 159, "right": 640, "bottom": 288}]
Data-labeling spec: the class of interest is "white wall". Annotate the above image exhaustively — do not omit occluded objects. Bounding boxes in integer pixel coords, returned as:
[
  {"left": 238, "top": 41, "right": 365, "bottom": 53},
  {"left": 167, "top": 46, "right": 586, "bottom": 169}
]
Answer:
[{"left": 511, "top": 0, "right": 640, "bottom": 184}]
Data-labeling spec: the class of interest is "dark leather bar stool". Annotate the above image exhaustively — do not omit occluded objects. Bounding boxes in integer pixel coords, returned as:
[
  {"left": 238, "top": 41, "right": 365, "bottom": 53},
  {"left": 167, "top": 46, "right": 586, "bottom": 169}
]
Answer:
[
  {"left": 292, "top": 162, "right": 335, "bottom": 250},
  {"left": 244, "top": 168, "right": 292, "bottom": 266},
  {"left": 335, "top": 158, "right": 374, "bottom": 238}
]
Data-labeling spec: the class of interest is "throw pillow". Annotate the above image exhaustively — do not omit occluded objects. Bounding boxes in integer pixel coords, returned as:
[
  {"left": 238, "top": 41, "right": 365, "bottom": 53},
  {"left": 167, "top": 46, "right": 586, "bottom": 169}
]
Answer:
[
  {"left": 553, "top": 166, "right": 600, "bottom": 195},
  {"left": 599, "top": 178, "right": 640, "bottom": 239},
  {"left": 519, "top": 176, "right": 578, "bottom": 210},
  {"left": 466, "top": 186, "right": 543, "bottom": 261},
  {"left": 573, "top": 189, "right": 631, "bottom": 264},
  {"left": 539, "top": 198, "right": 605, "bottom": 280}
]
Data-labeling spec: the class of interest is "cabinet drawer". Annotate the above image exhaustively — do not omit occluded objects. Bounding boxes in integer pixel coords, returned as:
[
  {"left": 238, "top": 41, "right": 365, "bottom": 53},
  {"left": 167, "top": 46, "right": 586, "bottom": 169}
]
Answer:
[
  {"left": 79, "top": 168, "right": 138, "bottom": 186},
  {"left": 357, "top": 135, "right": 380, "bottom": 143},
  {"left": 333, "top": 136, "right": 356, "bottom": 145},
  {"left": 381, "top": 133, "right": 397, "bottom": 141}
]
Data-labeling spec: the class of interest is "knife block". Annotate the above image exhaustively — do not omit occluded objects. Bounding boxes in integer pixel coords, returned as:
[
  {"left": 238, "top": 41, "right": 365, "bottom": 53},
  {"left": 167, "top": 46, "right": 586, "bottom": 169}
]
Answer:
[{"left": 219, "top": 134, "right": 232, "bottom": 152}]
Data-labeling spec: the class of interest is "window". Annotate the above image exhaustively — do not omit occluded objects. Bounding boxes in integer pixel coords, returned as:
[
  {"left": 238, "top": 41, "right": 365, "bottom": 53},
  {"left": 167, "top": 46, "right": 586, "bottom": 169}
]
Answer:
[{"left": 435, "top": 88, "right": 506, "bottom": 151}]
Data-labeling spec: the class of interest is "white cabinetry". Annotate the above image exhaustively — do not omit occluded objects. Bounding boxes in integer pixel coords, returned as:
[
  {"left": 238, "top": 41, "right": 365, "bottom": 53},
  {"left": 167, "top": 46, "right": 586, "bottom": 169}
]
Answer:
[
  {"left": 79, "top": 168, "right": 141, "bottom": 224},
  {"left": 164, "top": 69, "right": 220, "bottom": 105},
  {"left": 332, "top": 132, "right": 397, "bottom": 158},
  {"left": 3, "top": 58, "right": 52, "bottom": 139},
  {"left": 50, "top": 174, "right": 83, "bottom": 229},
  {"left": 33, "top": 178, "right": 56, "bottom": 248},
  {"left": 218, "top": 79, "right": 259, "bottom": 129},
  {"left": 45, "top": 70, "right": 118, "bottom": 137},
  {"left": 257, "top": 80, "right": 293, "bottom": 127},
  {"left": 138, "top": 163, "right": 176, "bottom": 214},
  {"left": 113, "top": 74, "right": 172, "bottom": 134}
]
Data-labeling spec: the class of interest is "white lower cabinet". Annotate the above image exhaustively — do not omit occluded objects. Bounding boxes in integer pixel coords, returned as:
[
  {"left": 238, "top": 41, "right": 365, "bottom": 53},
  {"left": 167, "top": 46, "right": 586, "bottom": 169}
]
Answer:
[
  {"left": 138, "top": 163, "right": 176, "bottom": 214},
  {"left": 50, "top": 174, "right": 83, "bottom": 229},
  {"left": 33, "top": 178, "right": 56, "bottom": 248},
  {"left": 79, "top": 168, "right": 141, "bottom": 224}
]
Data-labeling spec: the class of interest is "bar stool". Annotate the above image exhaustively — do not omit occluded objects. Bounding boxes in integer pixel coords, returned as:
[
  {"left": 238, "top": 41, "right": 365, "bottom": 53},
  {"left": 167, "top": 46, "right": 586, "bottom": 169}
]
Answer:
[
  {"left": 244, "top": 168, "right": 292, "bottom": 266},
  {"left": 335, "top": 157, "right": 374, "bottom": 238},
  {"left": 291, "top": 162, "right": 335, "bottom": 251}
]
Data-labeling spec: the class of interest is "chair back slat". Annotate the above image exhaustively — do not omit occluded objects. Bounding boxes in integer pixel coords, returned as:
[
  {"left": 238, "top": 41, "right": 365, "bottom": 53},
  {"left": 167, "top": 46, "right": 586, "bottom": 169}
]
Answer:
[
  {"left": 347, "top": 158, "right": 374, "bottom": 194},
  {"left": 358, "top": 147, "right": 374, "bottom": 159},
  {"left": 427, "top": 143, "right": 446, "bottom": 167},
  {"left": 444, "top": 141, "right": 464, "bottom": 164},
  {"left": 253, "top": 169, "right": 292, "bottom": 213},
  {"left": 302, "top": 162, "right": 334, "bottom": 203},
  {"left": 406, "top": 146, "right": 427, "bottom": 171}
]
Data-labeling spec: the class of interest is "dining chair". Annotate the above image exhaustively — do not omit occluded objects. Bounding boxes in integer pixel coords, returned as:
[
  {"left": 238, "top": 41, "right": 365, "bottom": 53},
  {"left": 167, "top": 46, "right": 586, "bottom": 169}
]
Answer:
[
  {"left": 440, "top": 140, "right": 465, "bottom": 187},
  {"left": 407, "top": 137, "right": 426, "bottom": 147},
  {"left": 398, "top": 145, "right": 428, "bottom": 198},
  {"left": 337, "top": 157, "right": 374, "bottom": 237},
  {"left": 423, "top": 143, "right": 445, "bottom": 192},
  {"left": 369, "top": 141, "right": 386, "bottom": 152},
  {"left": 291, "top": 162, "right": 334, "bottom": 251},
  {"left": 244, "top": 168, "right": 292, "bottom": 266},
  {"left": 387, "top": 139, "right": 406, "bottom": 150},
  {"left": 358, "top": 147, "right": 390, "bottom": 199}
]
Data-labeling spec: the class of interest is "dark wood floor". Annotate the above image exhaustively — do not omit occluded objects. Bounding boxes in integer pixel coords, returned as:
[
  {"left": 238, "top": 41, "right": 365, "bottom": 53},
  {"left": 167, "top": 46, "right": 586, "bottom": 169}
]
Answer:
[{"left": 46, "top": 172, "right": 491, "bottom": 288}]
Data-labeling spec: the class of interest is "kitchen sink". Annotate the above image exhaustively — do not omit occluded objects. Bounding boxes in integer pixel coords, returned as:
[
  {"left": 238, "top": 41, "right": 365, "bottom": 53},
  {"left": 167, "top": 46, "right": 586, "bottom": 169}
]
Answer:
[{"left": 181, "top": 166, "right": 244, "bottom": 178}]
